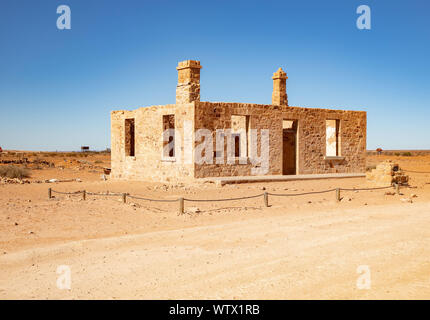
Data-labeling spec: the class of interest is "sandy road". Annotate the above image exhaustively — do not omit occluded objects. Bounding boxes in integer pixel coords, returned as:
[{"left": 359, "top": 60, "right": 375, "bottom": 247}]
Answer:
[{"left": 1, "top": 201, "right": 430, "bottom": 299}]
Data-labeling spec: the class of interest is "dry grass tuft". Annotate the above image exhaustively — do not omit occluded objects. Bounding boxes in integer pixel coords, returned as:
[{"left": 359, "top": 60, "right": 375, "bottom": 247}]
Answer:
[{"left": 0, "top": 165, "right": 31, "bottom": 179}]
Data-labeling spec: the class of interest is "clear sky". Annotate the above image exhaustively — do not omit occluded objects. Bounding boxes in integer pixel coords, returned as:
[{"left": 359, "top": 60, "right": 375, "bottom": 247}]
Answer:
[{"left": 0, "top": 0, "right": 429, "bottom": 151}]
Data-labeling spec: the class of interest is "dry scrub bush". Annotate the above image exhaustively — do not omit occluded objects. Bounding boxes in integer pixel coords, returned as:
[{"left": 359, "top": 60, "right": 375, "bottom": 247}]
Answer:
[
  {"left": 0, "top": 165, "right": 31, "bottom": 179},
  {"left": 65, "top": 152, "right": 77, "bottom": 157}
]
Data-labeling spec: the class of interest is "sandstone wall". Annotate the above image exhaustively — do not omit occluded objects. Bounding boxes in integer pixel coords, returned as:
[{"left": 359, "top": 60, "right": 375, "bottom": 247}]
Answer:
[
  {"left": 193, "top": 102, "right": 366, "bottom": 178},
  {"left": 282, "top": 106, "right": 366, "bottom": 174},
  {"left": 111, "top": 102, "right": 366, "bottom": 181},
  {"left": 111, "top": 103, "right": 195, "bottom": 182},
  {"left": 194, "top": 102, "right": 283, "bottom": 178}
]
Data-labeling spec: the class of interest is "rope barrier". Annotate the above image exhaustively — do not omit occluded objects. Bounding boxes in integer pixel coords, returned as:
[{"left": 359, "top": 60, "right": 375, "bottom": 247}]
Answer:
[
  {"left": 340, "top": 186, "right": 392, "bottom": 191},
  {"left": 48, "top": 183, "right": 400, "bottom": 215},
  {"left": 50, "top": 185, "right": 396, "bottom": 201},
  {"left": 403, "top": 170, "right": 430, "bottom": 174},
  {"left": 183, "top": 193, "right": 263, "bottom": 202},
  {"left": 51, "top": 190, "right": 82, "bottom": 195},
  {"left": 86, "top": 191, "right": 123, "bottom": 196},
  {"left": 127, "top": 194, "right": 178, "bottom": 203},
  {"left": 268, "top": 188, "right": 337, "bottom": 197}
]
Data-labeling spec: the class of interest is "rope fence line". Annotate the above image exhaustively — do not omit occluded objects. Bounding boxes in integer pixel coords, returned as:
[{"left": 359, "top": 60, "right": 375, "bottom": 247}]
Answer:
[
  {"left": 267, "top": 188, "right": 337, "bottom": 197},
  {"left": 51, "top": 190, "right": 82, "bottom": 195},
  {"left": 339, "top": 186, "right": 393, "bottom": 192},
  {"left": 183, "top": 194, "right": 263, "bottom": 202},
  {"left": 403, "top": 169, "right": 430, "bottom": 174},
  {"left": 48, "top": 182, "right": 404, "bottom": 215},
  {"left": 87, "top": 191, "right": 124, "bottom": 196},
  {"left": 128, "top": 194, "right": 179, "bottom": 203}
]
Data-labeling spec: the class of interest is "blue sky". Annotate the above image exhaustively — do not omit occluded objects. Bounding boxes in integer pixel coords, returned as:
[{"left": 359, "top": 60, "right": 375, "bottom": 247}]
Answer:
[{"left": 0, "top": 0, "right": 429, "bottom": 151}]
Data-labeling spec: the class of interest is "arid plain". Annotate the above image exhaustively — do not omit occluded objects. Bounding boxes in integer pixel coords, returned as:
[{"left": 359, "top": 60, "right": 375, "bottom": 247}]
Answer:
[{"left": 1, "top": 151, "right": 430, "bottom": 299}]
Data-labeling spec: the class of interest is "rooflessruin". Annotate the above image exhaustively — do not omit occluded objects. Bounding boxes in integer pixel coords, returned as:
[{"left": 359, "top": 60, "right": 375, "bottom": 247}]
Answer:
[{"left": 111, "top": 60, "right": 366, "bottom": 182}]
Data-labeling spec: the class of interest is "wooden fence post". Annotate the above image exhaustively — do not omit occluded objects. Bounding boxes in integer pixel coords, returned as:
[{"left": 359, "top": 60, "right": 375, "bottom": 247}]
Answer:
[
  {"left": 395, "top": 183, "right": 400, "bottom": 195},
  {"left": 48, "top": 188, "right": 52, "bottom": 199},
  {"left": 178, "top": 197, "right": 184, "bottom": 215},
  {"left": 82, "top": 190, "right": 86, "bottom": 201},
  {"left": 264, "top": 192, "right": 269, "bottom": 207},
  {"left": 122, "top": 193, "right": 127, "bottom": 204},
  {"left": 336, "top": 188, "right": 341, "bottom": 202}
]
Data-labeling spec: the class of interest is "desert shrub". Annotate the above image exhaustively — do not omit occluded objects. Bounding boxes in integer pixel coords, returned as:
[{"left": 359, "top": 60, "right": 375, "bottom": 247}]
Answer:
[
  {"left": 94, "top": 160, "right": 103, "bottom": 164},
  {"left": 366, "top": 165, "right": 376, "bottom": 172},
  {"left": 0, "top": 165, "right": 31, "bottom": 179},
  {"left": 394, "top": 152, "right": 401, "bottom": 156},
  {"left": 47, "top": 152, "right": 58, "bottom": 157},
  {"left": 32, "top": 159, "right": 42, "bottom": 170},
  {"left": 402, "top": 152, "right": 412, "bottom": 157}
]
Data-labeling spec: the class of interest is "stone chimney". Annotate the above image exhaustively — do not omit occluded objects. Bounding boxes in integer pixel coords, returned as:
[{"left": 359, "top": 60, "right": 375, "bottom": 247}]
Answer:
[
  {"left": 272, "top": 67, "right": 288, "bottom": 106},
  {"left": 176, "top": 60, "right": 202, "bottom": 104}
]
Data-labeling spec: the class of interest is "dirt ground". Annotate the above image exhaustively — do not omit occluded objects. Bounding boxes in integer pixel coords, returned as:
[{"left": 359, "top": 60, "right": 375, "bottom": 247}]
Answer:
[{"left": 1, "top": 152, "right": 430, "bottom": 299}]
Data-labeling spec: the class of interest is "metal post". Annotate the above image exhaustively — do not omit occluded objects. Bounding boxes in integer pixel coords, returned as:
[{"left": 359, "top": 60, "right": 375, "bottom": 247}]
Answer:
[
  {"left": 395, "top": 183, "right": 400, "bottom": 195},
  {"left": 82, "top": 190, "right": 86, "bottom": 201},
  {"left": 336, "top": 188, "right": 341, "bottom": 202},
  {"left": 178, "top": 197, "right": 184, "bottom": 215},
  {"left": 264, "top": 192, "right": 269, "bottom": 207},
  {"left": 48, "top": 188, "right": 52, "bottom": 199},
  {"left": 122, "top": 193, "right": 127, "bottom": 204}
]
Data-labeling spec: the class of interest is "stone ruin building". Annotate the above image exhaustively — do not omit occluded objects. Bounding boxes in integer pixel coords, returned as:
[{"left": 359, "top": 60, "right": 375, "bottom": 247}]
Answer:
[{"left": 111, "top": 60, "right": 366, "bottom": 182}]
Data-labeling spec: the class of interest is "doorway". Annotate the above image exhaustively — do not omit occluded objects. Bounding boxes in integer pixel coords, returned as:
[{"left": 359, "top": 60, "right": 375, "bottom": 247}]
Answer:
[{"left": 282, "top": 120, "right": 297, "bottom": 175}]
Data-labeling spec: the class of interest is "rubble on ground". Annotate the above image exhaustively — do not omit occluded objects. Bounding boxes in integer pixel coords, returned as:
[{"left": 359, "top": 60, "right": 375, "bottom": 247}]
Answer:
[
  {"left": 366, "top": 160, "right": 409, "bottom": 187},
  {"left": 0, "top": 177, "right": 31, "bottom": 184},
  {"left": 188, "top": 207, "right": 201, "bottom": 213},
  {"left": 0, "top": 177, "right": 82, "bottom": 185}
]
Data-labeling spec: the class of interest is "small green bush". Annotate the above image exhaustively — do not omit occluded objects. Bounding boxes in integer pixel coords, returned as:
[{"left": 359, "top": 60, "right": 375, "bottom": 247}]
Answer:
[
  {"left": 0, "top": 165, "right": 31, "bottom": 179},
  {"left": 402, "top": 152, "right": 412, "bottom": 157}
]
